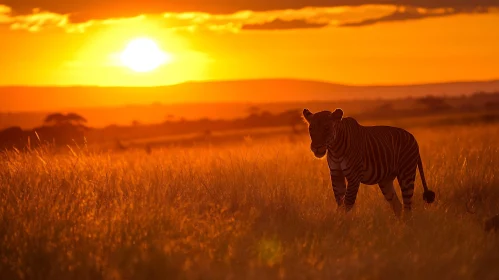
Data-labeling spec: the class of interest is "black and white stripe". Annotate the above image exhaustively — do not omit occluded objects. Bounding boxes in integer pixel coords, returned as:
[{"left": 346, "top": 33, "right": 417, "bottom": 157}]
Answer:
[{"left": 303, "top": 108, "right": 435, "bottom": 216}]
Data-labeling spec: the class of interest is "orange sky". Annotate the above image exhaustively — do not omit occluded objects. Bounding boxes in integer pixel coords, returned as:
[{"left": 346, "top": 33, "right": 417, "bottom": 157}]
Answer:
[{"left": 0, "top": 2, "right": 498, "bottom": 87}]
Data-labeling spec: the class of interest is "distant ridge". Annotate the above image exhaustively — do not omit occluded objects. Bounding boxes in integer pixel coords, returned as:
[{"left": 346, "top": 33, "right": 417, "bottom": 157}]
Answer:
[{"left": 1, "top": 78, "right": 499, "bottom": 112}]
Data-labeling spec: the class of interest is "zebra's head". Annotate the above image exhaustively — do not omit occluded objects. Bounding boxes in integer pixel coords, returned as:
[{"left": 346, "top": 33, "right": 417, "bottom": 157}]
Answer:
[{"left": 303, "top": 108, "right": 344, "bottom": 158}]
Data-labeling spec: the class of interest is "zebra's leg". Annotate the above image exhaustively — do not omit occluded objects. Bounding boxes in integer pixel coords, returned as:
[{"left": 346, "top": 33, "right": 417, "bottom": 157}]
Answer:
[
  {"left": 344, "top": 179, "right": 361, "bottom": 212},
  {"left": 397, "top": 167, "right": 417, "bottom": 214},
  {"left": 378, "top": 179, "right": 402, "bottom": 218},
  {"left": 330, "top": 169, "right": 346, "bottom": 207}
]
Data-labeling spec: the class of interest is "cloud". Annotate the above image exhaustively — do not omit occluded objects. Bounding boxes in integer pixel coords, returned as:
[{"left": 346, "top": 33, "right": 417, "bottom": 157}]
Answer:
[
  {"left": 241, "top": 19, "right": 329, "bottom": 30},
  {"left": 3, "top": 0, "right": 498, "bottom": 23},
  {"left": 339, "top": 6, "right": 488, "bottom": 27},
  {"left": 0, "top": 2, "right": 497, "bottom": 33},
  {"left": 0, "top": 5, "right": 94, "bottom": 32},
  {"left": 1, "top": 5, "right": 67, "bottom": 32},
  {"left": 10, "top": 9, "right": 68, "bottom": 32},
  {"left": 161, "top": 6, "right": 396, "bottom": 33},
  {"left": 0, "top": 5, "right": 147, "bottom": 32}
]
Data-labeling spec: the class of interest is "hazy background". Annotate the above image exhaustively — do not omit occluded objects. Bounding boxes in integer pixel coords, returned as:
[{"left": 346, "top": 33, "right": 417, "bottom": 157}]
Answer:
[{"left": 1, "top": 1, "right": 499, "bottom": 279}]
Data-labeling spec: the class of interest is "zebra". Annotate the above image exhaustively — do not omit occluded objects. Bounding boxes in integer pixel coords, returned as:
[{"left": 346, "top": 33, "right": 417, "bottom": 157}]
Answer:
[{"left": 302, "top": 108, "right": 435, "bottom": 217}]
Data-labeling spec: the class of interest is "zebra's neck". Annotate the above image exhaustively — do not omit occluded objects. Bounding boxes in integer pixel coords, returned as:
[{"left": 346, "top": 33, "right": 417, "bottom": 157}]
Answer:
[{"left": 327, "top": 120, "right": 347, "bottom": 159}]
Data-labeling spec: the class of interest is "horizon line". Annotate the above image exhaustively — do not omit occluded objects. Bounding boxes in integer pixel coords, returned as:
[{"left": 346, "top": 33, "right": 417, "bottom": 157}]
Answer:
[{"left": 1, "top": 77, "right": 499, "bottom": 88}]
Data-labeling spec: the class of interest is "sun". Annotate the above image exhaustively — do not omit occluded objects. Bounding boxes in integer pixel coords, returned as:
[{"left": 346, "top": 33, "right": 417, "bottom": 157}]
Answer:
[{"left": 120, "top": 38, "right": 172, "bottom": 73}]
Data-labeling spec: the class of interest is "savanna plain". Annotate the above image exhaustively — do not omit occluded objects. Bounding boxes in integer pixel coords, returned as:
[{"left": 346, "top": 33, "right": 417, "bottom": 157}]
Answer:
[{"left": 1, "top": 123, "right": 499, "bottom": 280}]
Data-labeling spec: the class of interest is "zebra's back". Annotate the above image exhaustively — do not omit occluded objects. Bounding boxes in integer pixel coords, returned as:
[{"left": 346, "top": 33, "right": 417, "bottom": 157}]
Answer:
[{"left": 359, "top": 124, "right": 420, "bottom": 185}]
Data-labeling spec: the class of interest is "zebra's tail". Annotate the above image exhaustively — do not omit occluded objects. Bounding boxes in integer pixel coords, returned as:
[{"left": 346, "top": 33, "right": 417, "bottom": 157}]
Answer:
[{"left": 418, "top": 156, "right": 435, "bottom": 203}]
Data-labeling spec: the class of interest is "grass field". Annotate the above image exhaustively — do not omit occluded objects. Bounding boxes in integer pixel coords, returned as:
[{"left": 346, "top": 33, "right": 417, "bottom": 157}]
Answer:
[{"left": 1, "top": 123, "right": 498, "bottom": 280}]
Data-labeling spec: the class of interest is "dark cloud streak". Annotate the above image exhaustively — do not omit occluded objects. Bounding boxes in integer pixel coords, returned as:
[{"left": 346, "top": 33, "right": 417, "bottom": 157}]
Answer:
[
  {"left": 339, "top": 7, "right": 451, "bottom": 27},
  {"left": 242, "top": 19, "right": 329, "bottom": 30},
  {"left": 4, "top": 0, "right": 499, "bottom": 22},
  {"left": 339, "top": 6, "right": 489, "bottom": 27}
]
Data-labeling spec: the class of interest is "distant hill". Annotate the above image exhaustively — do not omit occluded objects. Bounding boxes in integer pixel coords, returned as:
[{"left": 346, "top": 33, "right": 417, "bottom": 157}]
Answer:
[
  {"left": 1, "top": 78, "right": 498, "bottom": 128},
  {"left": 1, "top": 78, "right": 499, "bottom": 111}
]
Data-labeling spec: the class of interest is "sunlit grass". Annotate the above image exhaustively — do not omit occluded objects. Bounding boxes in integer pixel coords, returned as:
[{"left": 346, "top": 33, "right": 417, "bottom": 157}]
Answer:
[{"left": 0, "top": 124, "right": 498, "bottom": 279}]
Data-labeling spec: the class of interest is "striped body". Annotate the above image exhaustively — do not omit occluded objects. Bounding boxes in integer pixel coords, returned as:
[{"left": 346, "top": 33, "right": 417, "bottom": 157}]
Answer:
[{"left": 303, "top": 108, "right": 435, "bottom": 216}]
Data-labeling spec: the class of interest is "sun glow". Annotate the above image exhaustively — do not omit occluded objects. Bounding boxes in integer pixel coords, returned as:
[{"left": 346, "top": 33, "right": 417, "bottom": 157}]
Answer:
[{"left": 120, "top": 38, "right": 172, "bottom": 72}]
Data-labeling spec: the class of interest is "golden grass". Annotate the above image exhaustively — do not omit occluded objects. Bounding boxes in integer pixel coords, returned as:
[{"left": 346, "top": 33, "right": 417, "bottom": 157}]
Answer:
[{"left": 0, "top": 124, "right": 498, "bottom": 279}]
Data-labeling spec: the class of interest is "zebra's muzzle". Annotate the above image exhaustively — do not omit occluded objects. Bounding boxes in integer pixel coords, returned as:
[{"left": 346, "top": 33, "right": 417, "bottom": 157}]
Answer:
[{"left": 311, "top": 146, "right": 327, "bottom": 158}]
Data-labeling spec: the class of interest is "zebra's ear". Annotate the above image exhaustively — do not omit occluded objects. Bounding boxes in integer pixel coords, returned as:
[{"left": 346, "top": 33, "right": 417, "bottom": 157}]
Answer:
[
  {"left": 302, "top": 109, "right": 313, "bottom": 123},
  {"left": 331, "top": 108, "right": 344, "bottom": 120}
]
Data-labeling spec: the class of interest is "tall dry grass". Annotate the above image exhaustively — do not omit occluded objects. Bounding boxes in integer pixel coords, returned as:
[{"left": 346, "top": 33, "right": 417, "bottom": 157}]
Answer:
[{"left": 0, "top": 124, "right": 498, "bottom": 279}]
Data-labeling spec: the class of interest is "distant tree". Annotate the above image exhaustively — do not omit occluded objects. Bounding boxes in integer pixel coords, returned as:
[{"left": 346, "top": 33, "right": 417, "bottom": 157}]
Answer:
[
  {"left": 416, "top": 96, "right": 452, "bottom": 111},
  {"left": 472, "top": 91, "right": 489, "bottom": 98},
  {"left": 281, "top": 109, "right": 304, "bottom": 134},
  {"left": 132, "top": 120, "right": 141, "bottom": 126},
  {"left": 247, "top": 106, "right": 261, "bottom": 116},
  {"left": 44, "top": 113, "right": 66, "bottom": 125},
  {"left": 66, "top": 113, "right": 87, "bottom": 124},
  {"left": 260, "top": 111, "right": 272, "bottom": 118},
  {"left": 368, "top": 102, "right": 396, "bottom": 118},
  {"left": 44, "top": 113, "right": 87, "bottom": 126},
  {"left": 375, "top": 102, "right": 395, "bottom": 112}
]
